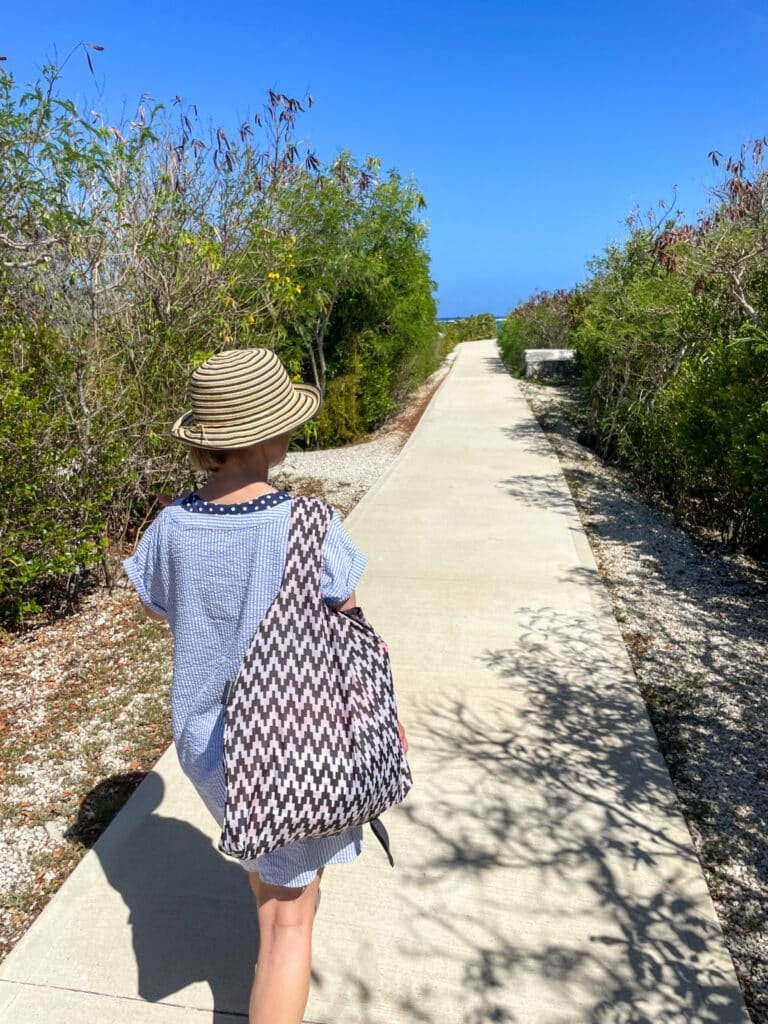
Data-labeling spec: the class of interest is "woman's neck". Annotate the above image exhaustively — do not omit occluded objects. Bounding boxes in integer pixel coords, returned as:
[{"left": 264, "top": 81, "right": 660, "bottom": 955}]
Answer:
[
  {"left": 196, "top": 479, "right": 280, "bottom": 503},
  {"left": 196, "top": 464, "right": 277, "bottom": 504},
  {"left": 193, "top": 436, "right": 291, "bottom": 503}
]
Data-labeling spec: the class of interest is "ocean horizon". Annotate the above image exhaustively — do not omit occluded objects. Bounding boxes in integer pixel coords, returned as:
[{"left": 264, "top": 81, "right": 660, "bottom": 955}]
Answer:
[{"left": 437, "top": 315, "right": 505, "bottom": 323}]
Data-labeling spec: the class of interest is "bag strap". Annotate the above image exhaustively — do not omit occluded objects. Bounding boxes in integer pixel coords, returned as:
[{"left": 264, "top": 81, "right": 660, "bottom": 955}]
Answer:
[
  {"left": 282, "top": 495, "right": 335, "bottom": 599},
  {"left": 369, "top": 817, "right": 395, "bottom": 867},
  {"left": 222, "top": 496, "right": 332, "bottom": 707}
]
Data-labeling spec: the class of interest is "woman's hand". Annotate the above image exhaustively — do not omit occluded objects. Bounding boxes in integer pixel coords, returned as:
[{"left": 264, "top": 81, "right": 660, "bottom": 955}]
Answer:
[{"left": 397, "top": 720, "right": 408, "bottom": 754}]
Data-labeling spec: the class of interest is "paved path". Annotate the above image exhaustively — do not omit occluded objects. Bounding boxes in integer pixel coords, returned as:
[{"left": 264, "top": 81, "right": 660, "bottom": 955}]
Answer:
[{"left": 0, "top": 339, "right": 749, "bottom": 1023}]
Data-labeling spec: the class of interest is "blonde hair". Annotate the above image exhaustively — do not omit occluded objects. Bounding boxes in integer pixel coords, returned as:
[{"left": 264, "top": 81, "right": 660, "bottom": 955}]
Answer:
[
  {"left": 186, "top": 445, "right": 232, "bottom": 473},
  {"left": 185, "top": 434, "right": 291, "bottom": 474}
]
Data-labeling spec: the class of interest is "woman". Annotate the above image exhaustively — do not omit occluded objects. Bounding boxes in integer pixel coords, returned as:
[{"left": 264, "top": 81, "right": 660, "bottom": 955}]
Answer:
[{"left": 124, "top": 347, "right": 407, "bottom": 1024}]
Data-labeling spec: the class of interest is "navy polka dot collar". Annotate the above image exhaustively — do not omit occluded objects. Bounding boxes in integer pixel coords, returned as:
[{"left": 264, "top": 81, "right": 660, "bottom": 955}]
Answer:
[{"left": 180, "top": 490, "right": 291, "bottom": 514}]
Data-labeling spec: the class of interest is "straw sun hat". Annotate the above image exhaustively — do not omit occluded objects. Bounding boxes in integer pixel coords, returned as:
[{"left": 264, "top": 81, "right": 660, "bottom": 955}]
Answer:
[{"left": 170, "top": 348, "right": 321, "bottom": 449}]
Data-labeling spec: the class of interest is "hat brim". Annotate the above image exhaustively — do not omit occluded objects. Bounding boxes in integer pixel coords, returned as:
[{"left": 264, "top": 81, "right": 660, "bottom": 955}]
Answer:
[{"left": 169, "top": 383, "right": 322, "bottom": 449}]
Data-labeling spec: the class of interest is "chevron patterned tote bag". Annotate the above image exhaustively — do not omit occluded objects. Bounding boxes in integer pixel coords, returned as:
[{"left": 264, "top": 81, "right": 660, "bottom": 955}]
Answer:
[{"left": 218, "top": 495, "right": 413, "bottom": 863}]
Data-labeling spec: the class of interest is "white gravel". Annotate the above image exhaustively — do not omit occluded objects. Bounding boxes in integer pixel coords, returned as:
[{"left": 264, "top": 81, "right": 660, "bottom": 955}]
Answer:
[{"left": 272, "top": 432, "right": 403, "bottom": 514}]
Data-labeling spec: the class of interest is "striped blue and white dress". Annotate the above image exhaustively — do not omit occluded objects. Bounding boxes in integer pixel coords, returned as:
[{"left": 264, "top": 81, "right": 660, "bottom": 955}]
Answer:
[{"left": 123, "top": 489, "right": 367, "bottom": 887}]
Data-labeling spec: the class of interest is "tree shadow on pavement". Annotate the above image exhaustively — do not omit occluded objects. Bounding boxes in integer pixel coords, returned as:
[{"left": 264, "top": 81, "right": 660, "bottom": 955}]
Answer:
[
  {"left": 328, "top": 605, "right": 747, "bottom": 1023},
  {"left": 500, "top": 407, "right": 768, "bottom": 946},
  {"left": 483, "top": 354, "right": 509, "bottom": 375}
]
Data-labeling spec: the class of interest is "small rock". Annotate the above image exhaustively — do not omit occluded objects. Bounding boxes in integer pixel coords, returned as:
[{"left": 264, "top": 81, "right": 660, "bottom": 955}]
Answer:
[{"left": 43, "top": 818, "right": 68, "bottom": 843}]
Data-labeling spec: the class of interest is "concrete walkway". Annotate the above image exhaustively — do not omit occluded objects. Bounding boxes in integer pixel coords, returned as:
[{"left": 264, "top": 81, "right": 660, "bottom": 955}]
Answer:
[{"left": 0, "top": 339, "right": 748, "bottom": 1023}]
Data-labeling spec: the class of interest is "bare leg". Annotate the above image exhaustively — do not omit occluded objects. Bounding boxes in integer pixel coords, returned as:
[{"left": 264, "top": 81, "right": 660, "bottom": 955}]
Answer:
[{"left": 247, "top": 869, "right": 323, "bottom": 1024}]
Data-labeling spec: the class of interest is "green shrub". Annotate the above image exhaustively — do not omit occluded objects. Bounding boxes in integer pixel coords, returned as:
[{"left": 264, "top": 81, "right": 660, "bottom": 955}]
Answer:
[
  {"left": 440, "top": 313, "right": 497, "bottom": 348},
  {"left": 314, "top": 366, "right": 364, "bottom": 447},
  {"left": 498, "top": 290, "right": 577, "bottom": 377},
  {"left": 660, "top": 326, "right": 768, "bottom": 544},
  {"left": 0, "top": 59, "right": 441, "bottom": 622},
  {"left": 497, "top": 314, "right": 529, "bottom": 375},
  {"left": 506, "top": 137, "right": 768, "bottom": 554},
  {"left": 572, "top": 192, "right": 768, "bottom": 551},
  {"left": 0, "top": 369, "right": 106, "bottom": 623}
]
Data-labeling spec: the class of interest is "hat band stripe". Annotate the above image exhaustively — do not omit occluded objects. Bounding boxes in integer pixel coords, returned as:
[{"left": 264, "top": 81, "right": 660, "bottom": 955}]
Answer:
[
  {"left": 192, "top": 377, "right": 292, "bottom": 404},
  {"left": 191, "top": 352, "right": 284, "bottom": 382},
  {"left": 195, "top": 349, "right": 272, "bottom": 368},
  {"left": 178, "top": 401, "right": 315, "bottom": 444},
  {"left": 191, "top": 390, "right": 295, "bottom": 424},
  {"left": 191, "top": 368, "right": 289, "bottom": 398}
]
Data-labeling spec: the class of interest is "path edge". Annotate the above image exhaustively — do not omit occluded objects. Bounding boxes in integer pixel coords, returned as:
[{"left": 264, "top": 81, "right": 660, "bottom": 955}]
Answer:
[{"left": 344, "top": 342, "right": 469, "bottom": 528}]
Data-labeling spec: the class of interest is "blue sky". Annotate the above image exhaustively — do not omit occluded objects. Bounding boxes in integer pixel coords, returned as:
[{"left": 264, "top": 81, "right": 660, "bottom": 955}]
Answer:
[{"left": 3, "top": 1, "right": 768, "bottom": 317}]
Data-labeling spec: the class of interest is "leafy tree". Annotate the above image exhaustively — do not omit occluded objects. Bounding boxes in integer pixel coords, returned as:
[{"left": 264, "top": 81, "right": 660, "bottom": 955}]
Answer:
[
  {"left": 0, "top": 51, "right": 443, "bottom": 623},
  {"left": 569, "top": 140, "right": 768, "bottom": 552}
]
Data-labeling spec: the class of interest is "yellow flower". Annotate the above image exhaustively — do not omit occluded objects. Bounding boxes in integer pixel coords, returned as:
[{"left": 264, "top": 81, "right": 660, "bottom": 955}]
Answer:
[
  {"left": 295, "top": 285, "right": 301, "bottom": 294},
  {"left": 247, "top": 314, "right": 255, "bottom": 324}
]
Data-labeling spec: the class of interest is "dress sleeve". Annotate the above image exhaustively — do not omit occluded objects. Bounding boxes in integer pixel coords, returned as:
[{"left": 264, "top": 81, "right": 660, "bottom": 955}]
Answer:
[
  {"left": 321, "top": 509, "right": 368, "bottom": 607},
  {"left": 122, "top": 514, "right": 169, "bottom": 616}
]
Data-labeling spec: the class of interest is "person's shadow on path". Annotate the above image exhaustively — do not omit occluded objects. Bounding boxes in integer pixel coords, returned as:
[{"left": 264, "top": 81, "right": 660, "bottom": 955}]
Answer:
[{"left": 72, "top": 771, "right": 258, "bottom": 1019}]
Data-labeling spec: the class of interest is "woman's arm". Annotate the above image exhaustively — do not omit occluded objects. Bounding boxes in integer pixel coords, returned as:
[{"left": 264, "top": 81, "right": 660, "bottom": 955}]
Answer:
[
  {"left": 139, "top": 601, "right": 168, "bottom": 623},
  {"left": 333, "top": 590, "right": 358, "bottom": 612}
]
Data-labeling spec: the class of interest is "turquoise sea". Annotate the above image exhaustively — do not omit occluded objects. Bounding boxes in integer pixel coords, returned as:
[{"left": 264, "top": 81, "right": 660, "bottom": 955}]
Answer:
[{"left": 437, "top": 316, "right": 505, "bottom": 329}]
